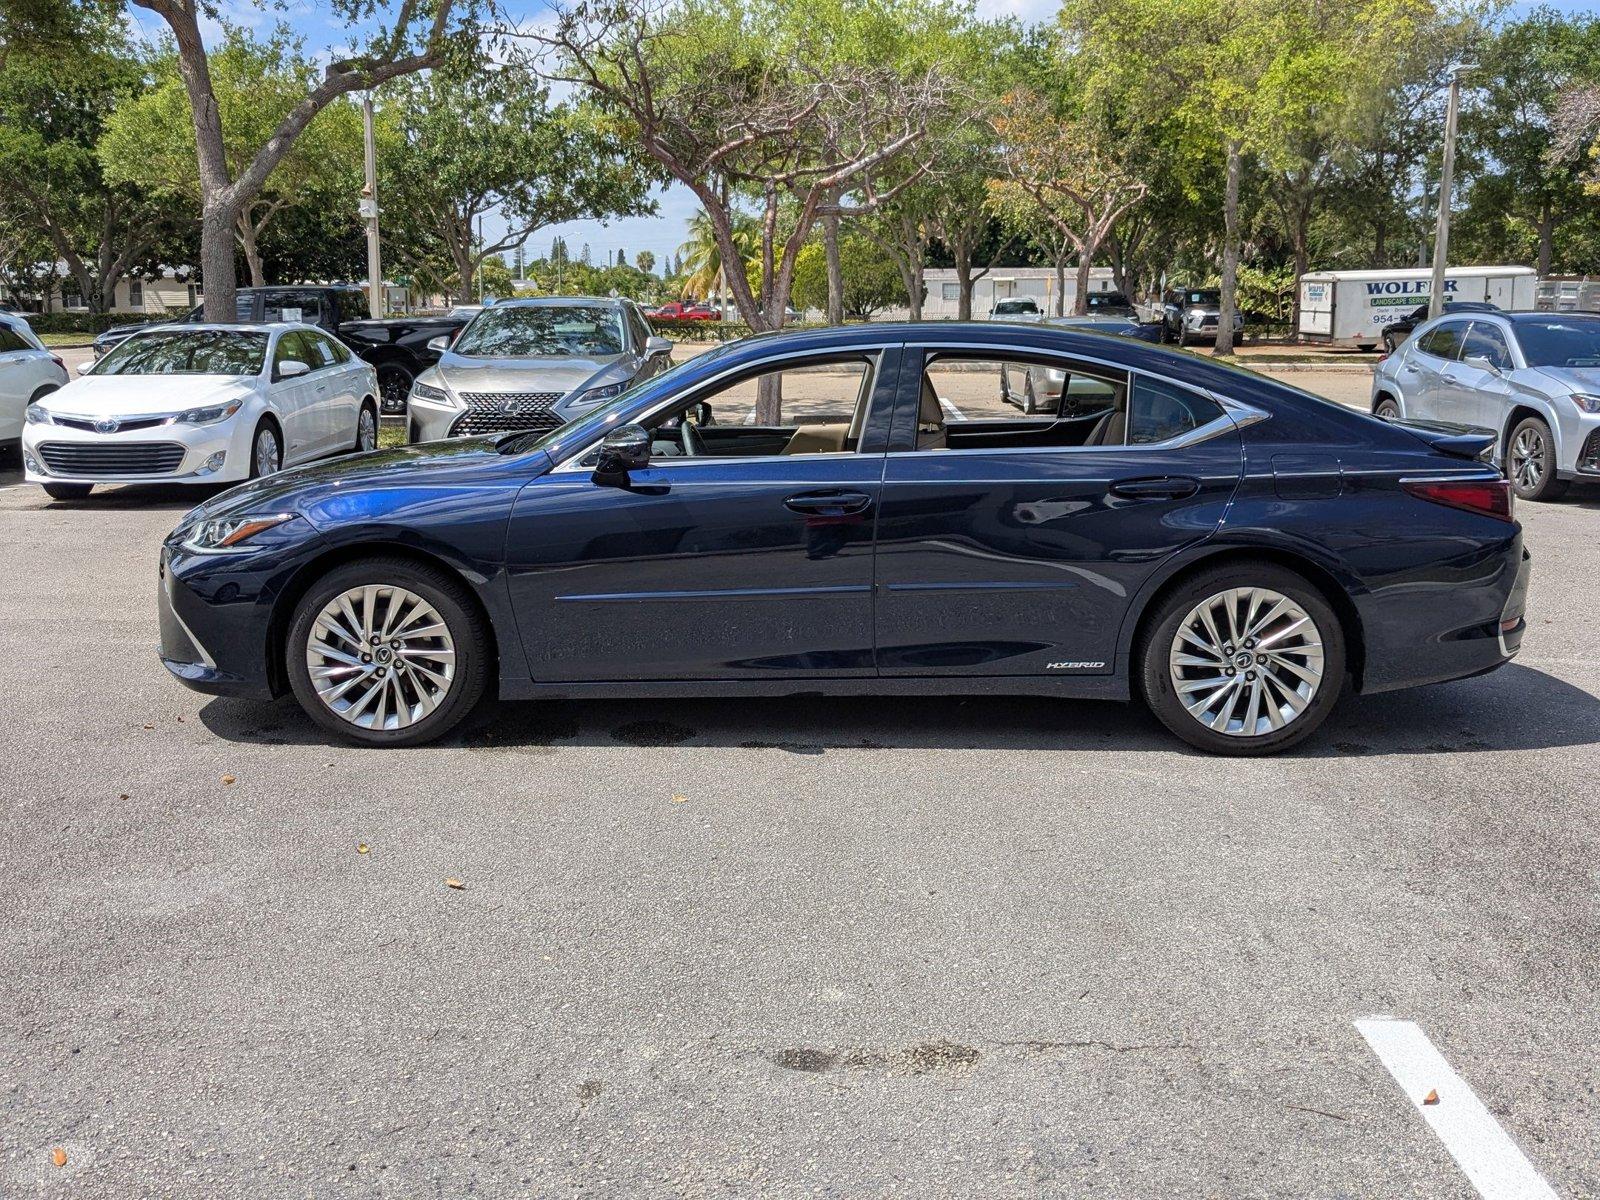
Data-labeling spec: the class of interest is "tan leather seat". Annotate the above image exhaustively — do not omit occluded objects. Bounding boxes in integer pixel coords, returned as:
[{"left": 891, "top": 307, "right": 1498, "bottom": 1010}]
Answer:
[
  {"left": 917, "top": 374, "right": 947, "bottom": 450},
  {"left": 782, "top": 423, "right": 850, "bottom": 455},
  {"left": 1084, "top": 407, "right": 1127, "bottom": 446}
]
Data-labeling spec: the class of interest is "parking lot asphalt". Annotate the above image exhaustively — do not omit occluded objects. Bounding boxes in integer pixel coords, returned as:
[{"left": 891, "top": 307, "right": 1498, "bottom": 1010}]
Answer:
[{"left": 2, "top": 383, "right": 1598, "bottom": 1197}]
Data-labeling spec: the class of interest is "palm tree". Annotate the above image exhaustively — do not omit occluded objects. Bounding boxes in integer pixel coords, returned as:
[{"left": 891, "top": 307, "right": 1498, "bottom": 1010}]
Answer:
[{"left": 678, "top": 209, "right": 759, "bottom": 304}]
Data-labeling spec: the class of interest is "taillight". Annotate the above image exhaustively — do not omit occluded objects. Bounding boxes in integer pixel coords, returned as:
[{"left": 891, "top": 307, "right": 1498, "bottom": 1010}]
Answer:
[
  {"left": 1401, "top": 476, "right": 1514, "bottom": 522},
  {"left": 49, "top": 354, "right": 64, "bottom": 370}
]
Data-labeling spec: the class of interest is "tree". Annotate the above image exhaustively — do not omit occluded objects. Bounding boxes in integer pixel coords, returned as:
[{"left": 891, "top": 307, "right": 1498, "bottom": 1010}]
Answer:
[
  {"left": 636, "top": 250, "right": 657, "bottom": 275},
  {"left": 380, "top": 68, "right": 656, "bottom": 306},
  {"left": 0, "top": 17, "right": 183, "bottom": 311},
  {"left": 100, "top": 31, "right": 362, "bottom": 289},
  {"left": 792, "top": 232, "right": 904, "bottom": 319},
  {"left": 532, "top": 0, "right": 960, "bottom": 360},
  {"left": 1463, "top": 8, "right": 1600, "bottom": 277},
  {"left": 677, "top": 207, "right": 758, "bottom": 300},
  {"left": 989, "top": 86, "right": 1148, "bottom": 315},
  {"left": 115, "top": 0, "right": 483, "bottom": 320}
]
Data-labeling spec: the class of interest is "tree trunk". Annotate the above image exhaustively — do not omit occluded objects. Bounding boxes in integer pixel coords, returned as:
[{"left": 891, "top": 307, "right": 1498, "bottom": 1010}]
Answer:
[
  {"left": 236, "top": 211, "right": 266, "bottom": 289},
  {"left": 199, "top": 204, "right": 239, "bottom": 321},
  {"left": 1215, "top": 138, "right": 1242, "bottom": 357},
  {"left": 1053, "top": 247, "right": 1068, "bottom": 317},
  {"left": 1536, "top": 198, "right": 1554, "bottom": 279},
  {"left": 822, "top": 209, "right": 844, "bottom": 326},
  {"left": 953, "top": 241, "right": 975, "bottom": 321},
  {"left": 1290, "top": 210, "right": 1309, "bottom": 332},
  {"left": 754, "top": 373, "right": 783, "bottom": 424},
  {"left": 907, "top": 260, "right": 924, "bottom": 321},
  {"left": 1074, "top": 244, "right": 1093, "bottom": 316}
]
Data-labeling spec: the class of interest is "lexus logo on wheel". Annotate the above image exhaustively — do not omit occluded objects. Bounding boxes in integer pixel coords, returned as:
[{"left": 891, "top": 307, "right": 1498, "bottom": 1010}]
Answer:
[{"left": 94, "top": 417, "right": 120, "bottom": 434}]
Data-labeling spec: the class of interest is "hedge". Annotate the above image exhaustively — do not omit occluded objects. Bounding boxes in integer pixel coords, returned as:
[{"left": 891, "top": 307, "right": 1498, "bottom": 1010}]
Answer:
[
  {"left": 646, "top": 317, "right": 754, "bottom": 342},
  {"left": 18, "top": 312, "right": 167, "bottom": 335}
]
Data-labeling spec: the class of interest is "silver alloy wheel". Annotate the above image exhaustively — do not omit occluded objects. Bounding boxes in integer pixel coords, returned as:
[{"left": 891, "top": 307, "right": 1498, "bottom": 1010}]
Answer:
[
  {"left": 254, "top": 426, "right": 281, "bottom": 476},
  {"left": 1168, "top": 587, "right": 1325, "bottom": 738},
  {"left": 1510, "top": 425, "right": 1547, "bottom": 493},
  {"left": 304, "top": 584, "right": 456, "bottom": 731},
  {"left": 358, "top": 406, "right": 377, "bottom": 451}
]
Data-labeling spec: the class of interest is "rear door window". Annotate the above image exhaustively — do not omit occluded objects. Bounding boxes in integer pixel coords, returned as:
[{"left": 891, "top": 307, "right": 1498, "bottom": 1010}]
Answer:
[{"left": 1417, "top": 321, "right": 1468, "bottom": 361}]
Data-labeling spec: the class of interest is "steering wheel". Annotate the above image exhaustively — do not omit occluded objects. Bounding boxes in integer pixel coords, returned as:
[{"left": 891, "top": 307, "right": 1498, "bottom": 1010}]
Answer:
[{"left": 679, "top": 419, "right": 705, "bottom": 457}]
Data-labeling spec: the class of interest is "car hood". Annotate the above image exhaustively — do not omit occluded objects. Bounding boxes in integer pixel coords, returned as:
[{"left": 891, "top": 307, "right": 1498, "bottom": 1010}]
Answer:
[
  {"left": 188, "top": 435, "right": 544, "bottom": 524},
  {"left": 1526, "top": 365, "right": 1600, "bottom": 395},
  {"left": 436, "top": 354, "right": 628, "bottom": 396},
  {"left": 43, "top": 375, "right": 255, "bottom": 417}
]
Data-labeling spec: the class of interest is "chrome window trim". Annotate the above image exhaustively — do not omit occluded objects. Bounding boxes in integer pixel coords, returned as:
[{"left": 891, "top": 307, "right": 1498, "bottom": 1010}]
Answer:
[{"left": 550, "top": 337, "right": 1268, "bottom": 472}]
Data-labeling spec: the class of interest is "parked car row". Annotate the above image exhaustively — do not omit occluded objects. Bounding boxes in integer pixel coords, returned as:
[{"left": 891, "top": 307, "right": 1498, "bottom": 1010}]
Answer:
[
  {"left": 0, "top": 313, "right": 69, "bottom": 458},
  {"left": 91, "top": 285, "right": 470, "bottom": 415}
]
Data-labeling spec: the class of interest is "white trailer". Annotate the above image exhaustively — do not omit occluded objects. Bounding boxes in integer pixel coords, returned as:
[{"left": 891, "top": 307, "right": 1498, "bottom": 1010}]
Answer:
[{"left": 1296, "top": 265, "right": 1537, "bottom": 348}]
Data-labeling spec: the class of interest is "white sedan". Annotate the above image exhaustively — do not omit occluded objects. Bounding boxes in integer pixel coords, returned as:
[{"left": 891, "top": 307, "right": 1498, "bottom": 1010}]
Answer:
[
  {"left": 22, "top": 323, "right": 379, "bottom": 500},
  {"left": 1, "top": 313, "right": 69, "bottom": 454}
]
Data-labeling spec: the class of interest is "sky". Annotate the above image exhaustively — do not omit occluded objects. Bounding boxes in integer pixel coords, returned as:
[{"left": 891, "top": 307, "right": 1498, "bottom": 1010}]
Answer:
[{"left": 133, "top": 0, "right": 1600, "bottom": 279}]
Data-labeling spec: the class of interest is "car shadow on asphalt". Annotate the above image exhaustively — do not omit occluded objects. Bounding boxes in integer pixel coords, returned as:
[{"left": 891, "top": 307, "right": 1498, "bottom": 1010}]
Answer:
[
  {"left": 197, "top": 662, "right": 1598, "bottom": 758},
  {"left": 24, "top": 483, "right": 231, "bottom": 511}
]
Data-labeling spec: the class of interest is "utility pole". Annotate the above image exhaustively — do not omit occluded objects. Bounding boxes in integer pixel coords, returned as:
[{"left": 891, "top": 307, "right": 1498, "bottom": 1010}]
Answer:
[
  {"left": 360, "top": 92, "right": 384, "bottom": 318},
  {"left": 1427, "top": 63, "right": 1473, "bottom": 319}
]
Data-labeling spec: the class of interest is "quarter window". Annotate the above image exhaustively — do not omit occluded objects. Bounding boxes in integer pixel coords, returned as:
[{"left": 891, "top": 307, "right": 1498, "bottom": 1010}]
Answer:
[
  {"left": 1461, "top": 322, "right": 1512, "bottom": 370},
  {"left": 1128, "top": 376, "right": 1223, "bottom": 444}
]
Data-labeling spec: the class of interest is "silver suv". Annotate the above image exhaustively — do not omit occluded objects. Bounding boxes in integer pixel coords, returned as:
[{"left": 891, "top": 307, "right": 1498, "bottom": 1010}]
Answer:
[{"left": 1371, "top": 310, "right": 1600, "bottom": 501}]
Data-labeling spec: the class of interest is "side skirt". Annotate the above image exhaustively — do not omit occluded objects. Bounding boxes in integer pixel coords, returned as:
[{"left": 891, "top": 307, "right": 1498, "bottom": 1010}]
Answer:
[{"left": 500, "top": 674, "right": 1132, "bottom": 703}]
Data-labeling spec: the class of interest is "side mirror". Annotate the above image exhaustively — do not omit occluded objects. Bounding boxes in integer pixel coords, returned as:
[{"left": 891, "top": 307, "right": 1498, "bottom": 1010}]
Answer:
[
  {"left": 591, "top": 423, "right": 651, "bottom": 486},
  {"left": 1463, "top": 355, "right": 1501, "bottom": 376},
  {"left": 76, "top": 362, "right": 94, "bottom": 376},
  {"left": 277, "top": 359, "right": 310, "bottom": 379},
  {"left": 426, "top": 335, "right": 451, "bottom": 354},
  {"left": 644, "top": 335, "right": 673, "bottom": 360}
]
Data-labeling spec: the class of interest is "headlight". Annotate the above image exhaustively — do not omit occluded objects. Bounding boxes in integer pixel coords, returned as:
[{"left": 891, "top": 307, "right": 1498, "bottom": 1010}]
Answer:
[
  {"left": 1571, "top": 394, "right": 1600, "bottom": 414},
  {"left": 25, "top": 403, "right": 53, "bottom": 425},
  {"left": 409, "top": 381, "right": 451, "bottom": 406},
  {"left": 172, "top": 399, "right": 243, "bottom": 425},
  {"left": 569, "top": 382, "right": 626, "bottom": 410},
  {"left": 180, "top": 513, "right": 295, "bottom": 554}
]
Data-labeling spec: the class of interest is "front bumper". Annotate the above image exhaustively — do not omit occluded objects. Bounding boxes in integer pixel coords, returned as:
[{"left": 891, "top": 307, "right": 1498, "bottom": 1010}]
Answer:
[
  {"left": 23, "top": 417, "right": 252, "bottom": 485},
  {"left": 157, "top": 520, "right": 327, "bottom": 701}
]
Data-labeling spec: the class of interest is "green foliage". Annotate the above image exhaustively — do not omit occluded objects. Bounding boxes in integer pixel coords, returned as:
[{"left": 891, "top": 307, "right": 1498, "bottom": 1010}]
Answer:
[{"left": 791, "top": 234, "right": 905, "bottom": 319}]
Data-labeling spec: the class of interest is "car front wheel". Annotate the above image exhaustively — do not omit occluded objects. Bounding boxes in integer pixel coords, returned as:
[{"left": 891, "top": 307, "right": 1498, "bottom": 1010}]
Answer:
[
  {"left": 1506, "top": 416, "right": 1568, "bottom": 502},
  {"left": 286, "top": 557, "right": 489, "bottom": 746},
  {"left": 1140, "top": 563, "right": 1345, "bottom": 756},
  {"left": 42, "top": 483, "right": 93, "bottom": 500},
  {"left": 1374, "top": 397, "right": 1400, "bottom": 420},
  {"left": 250, "top": 421, "right": 282, "bottom": 478}
]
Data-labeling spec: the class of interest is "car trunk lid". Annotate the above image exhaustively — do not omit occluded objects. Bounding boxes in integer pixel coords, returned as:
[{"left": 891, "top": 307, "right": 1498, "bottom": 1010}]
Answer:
[{"left": 1386, "top": 416, "right": 1497, "bottom": 463}]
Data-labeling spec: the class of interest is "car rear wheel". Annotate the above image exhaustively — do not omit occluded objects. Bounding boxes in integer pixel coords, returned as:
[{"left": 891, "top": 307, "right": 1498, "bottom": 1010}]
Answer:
[
  {"left": 1140, "top": 563, "right": 1346, "bottom": 756},
  {"left": 376, "top": 364, "right": 412, "bottom": 415},
  {"left": 1383, "top": 331, "right": 1399, "bottom": 354},
  {"left": 250, "top": 421, "right": 281, "bottom": 478},
  {"left": 42, "top": 483, "right": 92, "bottom": 500},
  {"left": 354, "top": 402, "right": 378, "bottom": 453},
  {"left": 1506, "top": 416, "right": 1568, "bottom": 502},
  {"left": 286, "top": 557, "right": 489, "bottom": 747}
]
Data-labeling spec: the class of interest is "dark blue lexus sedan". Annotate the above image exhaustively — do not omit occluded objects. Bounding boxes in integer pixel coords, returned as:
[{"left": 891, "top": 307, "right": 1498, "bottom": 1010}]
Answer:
[{"left": 158, "top": 323, "right": 1531, "bottom": 755}]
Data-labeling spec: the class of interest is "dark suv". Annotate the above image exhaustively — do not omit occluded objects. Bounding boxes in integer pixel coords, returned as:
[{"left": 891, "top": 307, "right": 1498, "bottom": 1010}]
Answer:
[{"left": 1380, "top": 300, "right": 1499, "bottom": 354}]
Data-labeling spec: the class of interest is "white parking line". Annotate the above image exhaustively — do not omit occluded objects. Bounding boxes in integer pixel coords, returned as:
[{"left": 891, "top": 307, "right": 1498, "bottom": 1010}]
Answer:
[
  {"left": 1355, "top": 1017, "right": 1557, "bottom": 1200},
  {"left": 938, "top": 397, "right": 967, "bottom": 422}
]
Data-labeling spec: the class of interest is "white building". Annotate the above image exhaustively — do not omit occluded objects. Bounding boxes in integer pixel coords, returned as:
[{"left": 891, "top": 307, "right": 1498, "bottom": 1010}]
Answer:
[
  {"left": 881, "top": 265, "right": 1123, "bottom": 321},
  {"left": 42, "top": 268, "right": 201, "bottom": 315}
]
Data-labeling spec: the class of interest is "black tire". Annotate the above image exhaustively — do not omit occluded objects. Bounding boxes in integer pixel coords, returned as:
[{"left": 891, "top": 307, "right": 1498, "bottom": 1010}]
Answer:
[
  {"left": 1022, "top": 374, "right": 1040, "bottom": 415},
  {"left": 376, "top": 364, "right": 413, "bottom": 416},
  {"left": 1382, "top": 332, "right": 1399, "bottom": 354},
  {"left": 249, "top": 419, "right": 282, "bottom": 479},
  {"left": 353, "top": 400, "right": 379, "bottom": 453},
  {"left": 1505, "top": 416, "right": 1568, "bottom": 502},
  {"left": 1139, "top": 561, "right": 1347, "bottom": 756},
  {"left": 285, "top": 556, "right": 491, "bottom": 747},
  {"left": 42, "top": 482, "right": 93, "bottom": 500},
  {"left": 1373, "top": 396, "right": 1400, "bottom": 420}
]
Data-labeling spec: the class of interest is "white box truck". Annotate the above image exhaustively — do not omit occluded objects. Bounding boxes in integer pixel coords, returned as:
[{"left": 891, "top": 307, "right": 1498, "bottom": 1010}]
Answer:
[{"left": 1297, "top": 266, "right": 1537, "bottom": 348}]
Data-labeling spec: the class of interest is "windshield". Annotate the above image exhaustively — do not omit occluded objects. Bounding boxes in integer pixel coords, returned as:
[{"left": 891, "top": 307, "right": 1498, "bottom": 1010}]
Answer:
[
  {"left": 1185, "top": 291, "right": 1220, "bottom": 306},
  {"left": 451, "top": 305, "right": 626, "bottom": 358},
  {"left": 94, "top": 329, "right": 268, "bottom": 376},
  {"left": 1512, "top": 320, "right": 1600, "bottom": 368},
  {"left": 995, "top": 299, "right": 1038, "bottom": 313}
]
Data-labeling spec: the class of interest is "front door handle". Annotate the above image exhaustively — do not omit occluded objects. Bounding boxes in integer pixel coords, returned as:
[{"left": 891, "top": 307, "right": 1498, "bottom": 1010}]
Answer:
[
  {"left": 1110, "top": 476, "right": 1200, "bottom": 501},
  {"left": 784, "top": 490, "right": 873, "bottom": 517}
]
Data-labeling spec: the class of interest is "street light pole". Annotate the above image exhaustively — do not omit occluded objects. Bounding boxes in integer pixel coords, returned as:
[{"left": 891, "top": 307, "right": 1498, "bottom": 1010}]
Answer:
[
  {"left": 1427, "top": 63, "right": 1473, "bottom": 320},
  {"left": 360, "top": 92, "right": 384, "bottom": 318}
]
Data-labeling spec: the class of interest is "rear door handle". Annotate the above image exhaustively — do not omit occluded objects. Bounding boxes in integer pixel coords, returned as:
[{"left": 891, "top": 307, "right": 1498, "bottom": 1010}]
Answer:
[
  {"left": 784, "top": 490, "right": 873, "bottom": 516},
  {"left": 1109, "top": 476, "right": 1200, "bottom": 500}
]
